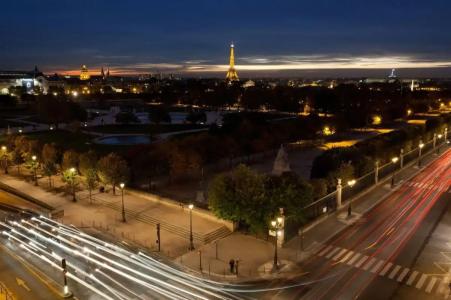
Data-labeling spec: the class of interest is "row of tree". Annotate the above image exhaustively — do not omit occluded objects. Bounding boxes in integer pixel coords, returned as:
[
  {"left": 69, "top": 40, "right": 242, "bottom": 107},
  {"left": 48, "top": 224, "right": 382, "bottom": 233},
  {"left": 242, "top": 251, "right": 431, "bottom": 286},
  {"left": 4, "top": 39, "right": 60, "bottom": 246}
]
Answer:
[
  {"left": 311, "top": 114, "right": 451, "bottom": 190},
  {"left": 3, "top": 135, "right": 129, "bottom": 199}
]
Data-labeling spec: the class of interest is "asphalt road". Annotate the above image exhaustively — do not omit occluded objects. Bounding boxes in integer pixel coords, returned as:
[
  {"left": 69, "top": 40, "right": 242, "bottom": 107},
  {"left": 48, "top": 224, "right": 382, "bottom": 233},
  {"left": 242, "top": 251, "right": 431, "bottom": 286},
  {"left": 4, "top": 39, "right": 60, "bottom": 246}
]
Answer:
[{"left": 262, "top": 148, "right": 451, "bottom": 299}]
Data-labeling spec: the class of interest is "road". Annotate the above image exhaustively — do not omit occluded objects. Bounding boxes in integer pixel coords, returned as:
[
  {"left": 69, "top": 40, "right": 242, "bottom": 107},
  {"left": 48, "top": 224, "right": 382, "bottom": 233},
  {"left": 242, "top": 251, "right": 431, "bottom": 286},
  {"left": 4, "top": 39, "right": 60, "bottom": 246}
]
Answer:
[
  {"left": 263, "top": 148, "right": 451, "bottom": 299},
  {"left": 0, "top": 208, "right": 253, "bottom": 299},
  {"left": 0, "top": 247, "right": 60, "bottom": 300}
]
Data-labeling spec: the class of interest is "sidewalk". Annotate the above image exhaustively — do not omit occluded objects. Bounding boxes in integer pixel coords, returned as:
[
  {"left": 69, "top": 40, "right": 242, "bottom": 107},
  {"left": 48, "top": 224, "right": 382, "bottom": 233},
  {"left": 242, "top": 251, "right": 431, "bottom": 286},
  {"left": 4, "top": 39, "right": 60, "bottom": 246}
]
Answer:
[
  {"left": 0, "top": 170, "right": 229, "bottom": 258},
  {"left": 178, "top": 146, "right": 451, "bottom": 282}
]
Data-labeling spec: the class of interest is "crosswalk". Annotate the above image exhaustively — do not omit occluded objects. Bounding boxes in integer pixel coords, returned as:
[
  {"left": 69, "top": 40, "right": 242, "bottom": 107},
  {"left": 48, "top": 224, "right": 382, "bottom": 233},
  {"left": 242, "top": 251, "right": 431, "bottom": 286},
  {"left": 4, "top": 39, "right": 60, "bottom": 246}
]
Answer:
[
  {"left": 316, "top": 244, "right": 451, "bottom": 297},
  {"left": 405, "top": 181, "right": 450, "bottom": 193}
]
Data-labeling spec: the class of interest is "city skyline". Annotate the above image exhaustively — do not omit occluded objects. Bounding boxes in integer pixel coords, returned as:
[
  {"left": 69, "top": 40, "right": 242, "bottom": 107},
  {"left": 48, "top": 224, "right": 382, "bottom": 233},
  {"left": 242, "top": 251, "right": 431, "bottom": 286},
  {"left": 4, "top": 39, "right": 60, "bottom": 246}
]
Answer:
[{"left": 2, "top": 0, "right": 451, "bottom": 77}]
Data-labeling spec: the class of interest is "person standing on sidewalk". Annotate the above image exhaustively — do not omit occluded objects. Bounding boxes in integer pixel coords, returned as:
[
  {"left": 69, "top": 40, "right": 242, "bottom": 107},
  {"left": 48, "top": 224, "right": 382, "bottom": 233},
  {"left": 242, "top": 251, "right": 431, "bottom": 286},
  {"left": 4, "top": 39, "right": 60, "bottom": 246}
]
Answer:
[{"left": 229, "top": 259, "right": 235, "bottom": 274}]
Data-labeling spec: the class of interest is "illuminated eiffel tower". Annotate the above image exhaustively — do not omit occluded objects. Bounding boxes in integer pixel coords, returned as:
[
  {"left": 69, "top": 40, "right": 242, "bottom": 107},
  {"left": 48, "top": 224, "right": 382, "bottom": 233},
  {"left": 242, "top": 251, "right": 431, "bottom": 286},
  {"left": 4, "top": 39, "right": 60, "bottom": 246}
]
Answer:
[{"left": 226, "top": 42, "right": 239, "bottom": 82}]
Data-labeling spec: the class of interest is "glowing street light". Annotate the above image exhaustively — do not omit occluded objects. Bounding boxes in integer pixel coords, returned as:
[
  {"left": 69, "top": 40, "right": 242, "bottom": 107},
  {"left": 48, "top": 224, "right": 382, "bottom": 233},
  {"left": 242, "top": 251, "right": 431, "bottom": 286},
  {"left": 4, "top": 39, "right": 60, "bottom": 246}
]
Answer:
[
  {"left": 418, "top": 141, "right": 424, "bottom": 167},
  {"left": 437, "top": 133, "right": 443, "bottom": 154},
  {"left": 188, "top": 204, "right": 194, "bottom": 250},
  {"left": 270, "top": 217, "right": 284, "bottom": 270},
  {"left": 31, "top": 155, "right": 38, "bottom": 186},
  {"left": 347, "top": 179, "right": 356, "bottom": 217},
  {"left": 120, "top": 183, "right": 126, "bottom": 222},
  {"left": 66, "top": 168, "right": 77, "bottom": 202},
  {"left": 1, "top": 146, "right": 8, "bottom": 174},
  {"left": 391, "top": 157, "right": 399, "bottom": 188}
]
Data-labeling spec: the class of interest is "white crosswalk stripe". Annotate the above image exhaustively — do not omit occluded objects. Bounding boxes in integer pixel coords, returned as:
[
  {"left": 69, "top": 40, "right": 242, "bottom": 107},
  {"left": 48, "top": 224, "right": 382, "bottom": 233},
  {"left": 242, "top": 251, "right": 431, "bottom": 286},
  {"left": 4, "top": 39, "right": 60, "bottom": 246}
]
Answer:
[
  {"left": 316, "top": 245, "right": 449, "bottom": 295},
  {"left": 355, "top": 255, "right": 368, "bottom": 268},
  {"left": 396, "top": 268, "right": 409, "bottom": 282},
  {"left": 347, "top": 253, "right": 361, "bottom": 265},
  {"left": 370, "top": 260, "right": 384, "bottom": 274},
  {"left": 379, "top": 262, "right": 393, "bottom": 276},
  {"left": 425, "top": 277, "right": 437, "bottom": 293},
  {"left": 318, "top": 245, "right": 332, "bottom": 256},
  {"left": 363, "top": 257, "right": 377, "bottom": 271},
  {"left": 326, "top": 247, "right": 341, "bottom": 259},
  {"left": 388, "top": 265, "right": 401, "bottom": 279},
  {"left": 333, "top": 249, "right": 348, "bottom": 261},
  {"left": 406, "top": 271, "right": 418, "bottom": 286},
  {"left": 416, "top": 274, "right": 428, "bottom": 289},
  {"left": 340, "top": 251, "right": 354, "bottom": 263}
]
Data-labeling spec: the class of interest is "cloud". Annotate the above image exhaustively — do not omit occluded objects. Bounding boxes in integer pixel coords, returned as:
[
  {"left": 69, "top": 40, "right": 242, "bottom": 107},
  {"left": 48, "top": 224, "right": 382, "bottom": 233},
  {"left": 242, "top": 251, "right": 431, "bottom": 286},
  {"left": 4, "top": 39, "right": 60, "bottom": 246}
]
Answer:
[{"left": 49, "top": 54, "right": 451, "bottom": 75}]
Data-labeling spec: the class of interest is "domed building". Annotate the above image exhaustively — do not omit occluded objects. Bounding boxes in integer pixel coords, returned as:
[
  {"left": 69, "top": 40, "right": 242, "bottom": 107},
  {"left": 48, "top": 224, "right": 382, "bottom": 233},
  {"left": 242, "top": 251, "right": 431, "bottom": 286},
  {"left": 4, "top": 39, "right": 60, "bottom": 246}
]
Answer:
[{"left": 80, "top": 65, "right": 90, "bottom": 81}]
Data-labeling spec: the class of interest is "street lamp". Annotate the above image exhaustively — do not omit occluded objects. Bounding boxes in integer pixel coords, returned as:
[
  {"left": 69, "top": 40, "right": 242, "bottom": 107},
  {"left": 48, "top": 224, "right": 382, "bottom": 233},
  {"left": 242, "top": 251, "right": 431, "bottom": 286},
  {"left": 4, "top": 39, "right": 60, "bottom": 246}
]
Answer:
[
  {"left": 391, "top": 157, "right": 399, "bottom": 188},
  {"left": 31, "top": 155, "right": 38, "bottom": 186},
  {"left": 347, "top": 179, "right": 356, "bottom": 218},
  {"left": 270, "top": 217, "right": 284, "bottom": 270},
  {"left": 188, "top": 204, "right": 194, "bottom": 250},
  {"left": 120, "top": 183, "right": 126, "bottom": 222},
  {"left": 418, "top": 141, "right": 424, "bottom": 167},
  {"left": 437, "top": 134, "right": 443, "bottom": 154},
  {"left": 68, "top": 168, "right": 77, "bottom": 202},
  {"left": 1, "top": 146, "right": 8, "bottom": 174}
]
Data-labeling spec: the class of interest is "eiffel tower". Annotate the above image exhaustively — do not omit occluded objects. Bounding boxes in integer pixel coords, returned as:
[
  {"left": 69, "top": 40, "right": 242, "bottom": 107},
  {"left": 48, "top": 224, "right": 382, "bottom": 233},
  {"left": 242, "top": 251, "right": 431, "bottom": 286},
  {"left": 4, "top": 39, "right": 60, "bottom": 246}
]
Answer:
[{"left": 226, "top": 42, "right": 239, "bottom": 82}]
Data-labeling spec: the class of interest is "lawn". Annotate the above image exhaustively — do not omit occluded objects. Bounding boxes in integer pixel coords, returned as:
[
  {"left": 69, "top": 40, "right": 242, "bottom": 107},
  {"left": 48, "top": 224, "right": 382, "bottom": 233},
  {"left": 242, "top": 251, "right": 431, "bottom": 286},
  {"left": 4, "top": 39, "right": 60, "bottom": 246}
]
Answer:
[{"left": 86, "top": 123, "right": 208, "bottom": 135}]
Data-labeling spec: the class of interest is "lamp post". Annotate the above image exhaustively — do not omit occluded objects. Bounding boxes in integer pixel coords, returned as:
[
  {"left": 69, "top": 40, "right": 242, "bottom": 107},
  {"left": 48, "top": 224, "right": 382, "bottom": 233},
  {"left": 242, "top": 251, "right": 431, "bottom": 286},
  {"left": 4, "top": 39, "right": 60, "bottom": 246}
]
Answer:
[
  {"left": 418, "top": 141, "right": 424, "bottom": 167},
  {"left": 120, "top": 183, "right": 126, "bottom": 222},
  {"left": 270, "top": 217, "right": 283, "bottom": 270},
  {"left": 31, "top": 155, "right": 38, "bottom": 186},
  {"left": 68, "top": 168, "right": 77, "bottom": 202},
  {"left": 188, "top": 204, "right": 194, "bottom": 250},
  {"left": 391, "top": 157, "right": 399, "bottom": 188},
  {"left": 1, "top": 146, "right": 8, "bottom": 174},
  {"left": 347, "top": 179, "right": 356, "bottom": 218},
  {"left": 437, "top": 134, "right": 443, "bottom": 154}
]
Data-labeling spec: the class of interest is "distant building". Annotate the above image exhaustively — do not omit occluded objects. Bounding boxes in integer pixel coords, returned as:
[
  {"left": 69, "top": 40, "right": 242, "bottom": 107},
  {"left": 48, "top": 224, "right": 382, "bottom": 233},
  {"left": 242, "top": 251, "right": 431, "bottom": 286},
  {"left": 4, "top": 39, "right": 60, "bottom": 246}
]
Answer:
[
  {"left": 225, "top": 43, "right": 239, "bottom": 82},
  {"left": 80, "top": 65, "right": 90, "bottom": 81},
  {"left": 0, "top": 66, "right": 44, "bottom": 94},
  {"left": 242, "top": 80, "right": 255, "bottom": 88}
]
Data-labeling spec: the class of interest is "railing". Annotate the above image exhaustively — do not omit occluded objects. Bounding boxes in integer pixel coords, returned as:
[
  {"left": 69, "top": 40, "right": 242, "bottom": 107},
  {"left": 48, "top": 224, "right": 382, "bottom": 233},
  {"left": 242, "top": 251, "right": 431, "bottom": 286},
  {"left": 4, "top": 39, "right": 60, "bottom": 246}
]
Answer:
[{"left": 301, "top": 132, "right": 448, "bottom": 223}]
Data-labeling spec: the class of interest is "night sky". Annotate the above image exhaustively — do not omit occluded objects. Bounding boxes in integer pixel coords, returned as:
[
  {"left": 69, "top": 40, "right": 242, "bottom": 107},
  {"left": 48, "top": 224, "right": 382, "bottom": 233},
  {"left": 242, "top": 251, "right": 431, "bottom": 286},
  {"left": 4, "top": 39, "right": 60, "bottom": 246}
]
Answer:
[{"left": 1, "top": 0, "right": 451, "bottom": 77}]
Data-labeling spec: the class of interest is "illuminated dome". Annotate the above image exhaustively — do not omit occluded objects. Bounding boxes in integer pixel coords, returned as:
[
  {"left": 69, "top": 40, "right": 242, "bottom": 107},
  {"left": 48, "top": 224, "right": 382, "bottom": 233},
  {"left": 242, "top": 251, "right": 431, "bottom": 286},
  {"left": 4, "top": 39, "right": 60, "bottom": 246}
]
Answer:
[{"left": 80, "top": 65, "right": 90, "bottom": 81}]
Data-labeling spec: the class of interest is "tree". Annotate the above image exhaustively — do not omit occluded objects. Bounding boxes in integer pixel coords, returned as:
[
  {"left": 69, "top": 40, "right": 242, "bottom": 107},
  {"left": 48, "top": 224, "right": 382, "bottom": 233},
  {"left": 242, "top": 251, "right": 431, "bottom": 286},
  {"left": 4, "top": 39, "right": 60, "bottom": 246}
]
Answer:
[
  {"left": 61, "top": 150, "right": 79, "bottom": 171},
  {"left": 97, "top": 153, "right": 129, "bottom": 195},
  {"left": 41, "top": 143, "right": 58, "bottom": 186},
  {"left": 85, "top": 168, "right": 97, "bottom": 203},
  {"left": 208, "top": 164, "right": 267, "bottom": 233},
  {"left": 11, "top": 149, "right": 24, "bottom": 174},
  {"left": 265, "top": 173, "right": 313, "bottom": 223},
  {"left": 167, "top": 144, "right": 203, "bottom": 181},
  {"left": 79, "top": 150, "right": 98, "bottom": 203},
  {"left": 79, "top": 150, "right": 97, "bottom": 176},
  {"left": 62, "top": 168, "right": 78, "bottom": 201},
  {"left": 310, "top": 178, "right": 328, "bottom": 199},
  {"left": 42, "top": 161, "right": 57, "bottom": 187}
]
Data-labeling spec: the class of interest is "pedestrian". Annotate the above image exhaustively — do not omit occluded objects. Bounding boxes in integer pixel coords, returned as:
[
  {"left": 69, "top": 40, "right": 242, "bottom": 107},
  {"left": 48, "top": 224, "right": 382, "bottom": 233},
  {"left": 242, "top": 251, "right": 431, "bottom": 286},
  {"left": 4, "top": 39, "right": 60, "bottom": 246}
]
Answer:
[{"left": 229, "top": 259, "right": 235, "bottom": 274}]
